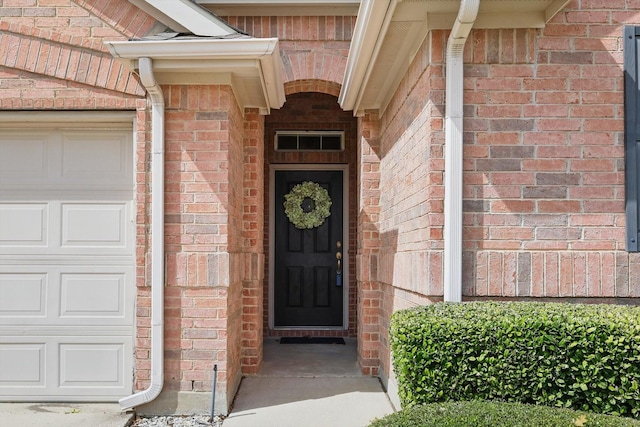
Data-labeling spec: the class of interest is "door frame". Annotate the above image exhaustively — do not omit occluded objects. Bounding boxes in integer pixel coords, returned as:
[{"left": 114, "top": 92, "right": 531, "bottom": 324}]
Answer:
[{"left": 268, "top": 164, "right": 350, "bottom": 330}]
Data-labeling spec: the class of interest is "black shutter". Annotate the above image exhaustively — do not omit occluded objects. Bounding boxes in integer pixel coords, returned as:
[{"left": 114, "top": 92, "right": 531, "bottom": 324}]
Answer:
[{"left": 624, "top": 26, "right": 640, "bottom": 252}]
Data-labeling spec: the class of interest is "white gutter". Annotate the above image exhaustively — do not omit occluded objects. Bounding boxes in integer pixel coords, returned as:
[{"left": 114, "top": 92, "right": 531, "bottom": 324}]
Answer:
[
  {"left": 443, "top": 0, "right": 479, "bottom": 303},
  {"left": 120, "top": 57, "right": 165, "bottom": 411}
]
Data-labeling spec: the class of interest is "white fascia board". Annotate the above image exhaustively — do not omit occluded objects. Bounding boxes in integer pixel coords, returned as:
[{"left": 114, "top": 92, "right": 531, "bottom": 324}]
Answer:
[
  {"left": 106, "top": 38, "right": 285, "bottom": 111},
  {"left": 108, "top": 38, "right": 279, "bottom": 60},
  {"left": 142, "top": 0, "right": 239, "bottom": 36},
  {"left": 338, "top": 0, "right": 394, "bottom": 115}
]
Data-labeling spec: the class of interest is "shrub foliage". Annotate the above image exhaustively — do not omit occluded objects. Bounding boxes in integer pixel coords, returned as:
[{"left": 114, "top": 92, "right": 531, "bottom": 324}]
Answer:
[
  {"left": 368, "top": 401, "right": 640, "bottom": 427},
  {"left": 390, "top": 302, "right": 640, "bottom": 418}
]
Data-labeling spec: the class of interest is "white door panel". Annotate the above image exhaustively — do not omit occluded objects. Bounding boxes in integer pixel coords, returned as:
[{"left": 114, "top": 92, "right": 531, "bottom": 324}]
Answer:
[
  {"left": 0, "top": 130, "right": 132, "bottom": 193},
  {"left": 61, "top": 203, "right": 130, "bottom": 249},
  {"left": 0, "top": 203, "right": 48, "bottom": 246},
  {"left": 0, "top": 273, "right": 47, "bottom": 317},
  {"left": 0, "top": 201, "right": 134, "bottom": 256},
  {"left": 0, "top": 343, "right": 45, "bottom": 386},
  {"left": 0, "top": 265, "right": 134, "bottom": 326},
  {"left": 0, "top": 336, "right": 133, "bottom": 399},
  {"left": 0, "top": 133, "right": 49, "bottom": 185}
]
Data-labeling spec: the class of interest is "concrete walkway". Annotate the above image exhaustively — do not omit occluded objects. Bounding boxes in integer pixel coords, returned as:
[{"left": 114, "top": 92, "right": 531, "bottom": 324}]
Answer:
[
  {"left": 222, "top": 376, "right": 393, "bottom": 427},
  {"left": 0, "top": 402, "right": 133, "bottom": 427},
  {"left": 221, "top": 338, "right": 396, "bottom": 427}
]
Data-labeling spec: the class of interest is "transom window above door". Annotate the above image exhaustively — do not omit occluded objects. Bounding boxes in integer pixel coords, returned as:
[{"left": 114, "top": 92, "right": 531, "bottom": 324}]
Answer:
[{"left": 275, "top": 131, "right": 344, "bottom": 151}]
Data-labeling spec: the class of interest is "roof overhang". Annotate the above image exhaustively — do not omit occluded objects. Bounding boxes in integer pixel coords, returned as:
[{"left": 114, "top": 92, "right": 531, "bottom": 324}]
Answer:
[
  {"left": 196, "top": 0, "right": 361, "bottom": 17},
  {"left": 339, "top": 0, "right": 571, "bottom": 116},
  {"left": 106, "top": 37, "right": 286, "bottom": 114}
]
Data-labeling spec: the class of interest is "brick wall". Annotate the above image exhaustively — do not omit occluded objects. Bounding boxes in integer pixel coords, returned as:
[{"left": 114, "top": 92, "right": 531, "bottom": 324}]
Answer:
[
  {"left": 371, "top": 0, "right": 640, "bottom": 386},
  {"left": 358, "top": 31, "right": 448, "bottom": 382},
  {"left": 0, "top": 0, "right": 149, "bottom": 106},
  {"left": 357, "top": 111, "right": 381, "bottom": 375},
  {"left": 456, "top": 2, "right": 640, "bottom": 298},
  {"left": 241, "top": 109, "right": 265, "bottom": 374},
  {"left": 161, "top": 85, "right": 246, "bottom": 408},
  {"left": 0, "top": 0, "right": 148, "bottom": 46},
  {"left": 225, "top": 16, "right": 353, "bottom": 86}
]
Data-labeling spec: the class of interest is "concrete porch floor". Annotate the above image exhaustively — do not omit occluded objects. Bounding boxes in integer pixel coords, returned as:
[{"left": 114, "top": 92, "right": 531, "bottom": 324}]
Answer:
[
  {"left": 221, "top": 337, "right": 396, "bottom": 427},
  {"left": 258, "top": 337, "right": 362, "bottom": 377}
]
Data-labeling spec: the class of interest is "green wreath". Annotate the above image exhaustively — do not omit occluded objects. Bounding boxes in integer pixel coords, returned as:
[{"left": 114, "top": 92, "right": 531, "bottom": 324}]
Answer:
[{"left": 284, "top": 181, "right": 332, "bottom": 229}]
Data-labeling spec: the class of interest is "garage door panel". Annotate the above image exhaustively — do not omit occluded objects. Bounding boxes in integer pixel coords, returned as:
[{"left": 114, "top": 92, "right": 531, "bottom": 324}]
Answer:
[
  {"left": 0, "top": 133, "right": 49, "bottom": 185},
  {"left": 0, "top": 343, "right": 46, "bottom": 386},
  {"left": 61, "top": 132, "right": 131, "bottom": 187},
  {"left": 61, "top": 203, "right": 130, "bottom": 249},
  {"left": 60, "top": 343, "right": 125, "bottom": 387},
  {"left": 0, "top": 336, "right": 132, "bottom": 400},
  {"left": 0, "top": 266, "right": 133, "bottom": 326},
  {"left": 60, "top": 273, "right": 126, "bottom": 319},
  {"left": 0, "top": 273, "right": 47, "bottom": 317},
  {"left": 0, "top": 130, "right": 132, "bottom": 192},
  {"left": 0, "top": 203, "right": 48, "bottom": 246},
  {"left": 0, "top": 201, "right": 133, "bottom": 256}
]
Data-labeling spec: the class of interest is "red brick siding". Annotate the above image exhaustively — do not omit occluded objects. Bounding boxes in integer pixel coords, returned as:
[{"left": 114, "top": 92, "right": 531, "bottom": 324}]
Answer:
[
  {"left": 370, "top": 2, "right": 640, "bottom": 383},
  {"left": 458, "top": 2, "right": 639, "bottom": 296},
  {"left": 225, "top": 16, "right": 352, "bottom": 87},
  {"left": 0, "top": 65, "right": 142, "bottom": 108},
  {"left": 0, "top": 22, "right": 145, "bottom": 97},
  {"left": 161, "top": 85, "right": 245, "bottom": 399},
  {"left": 227, "top": 93, "right": 246, "bottom": 399},
  {"left": 0, "top": 0, "right": 154, "bottom": 50},
  {"left": 377, "top": 9, "right": 639, "bottom": 303},
  {"left": 241, "top": 109, "right": 265, "bottom": 374},
  {"left": 0, "top": 0, "right": 149, "bottom": 104},
  {"left": 74, "top": 0, "right": 157, "bottom": 40},
  {"left": 224, "top": 16, "right": 356, "bottom": 41},
  {"left": 357, "top": 111, "right": 381, "bottom": 375}
]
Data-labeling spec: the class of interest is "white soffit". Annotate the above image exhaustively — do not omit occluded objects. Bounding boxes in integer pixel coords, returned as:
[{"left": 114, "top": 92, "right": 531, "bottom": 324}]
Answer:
[
  {"left": 129, "top": 0, "right": 239, "bottom": 36},
  {"left": 106, "top": 38, "right": 286, "bottom": 114},
  {"left": 340, "top": 0, "right": 571, "bottom": 116},
  {"left": 196, "top": 0, "right": 361, "bottom": 16}
]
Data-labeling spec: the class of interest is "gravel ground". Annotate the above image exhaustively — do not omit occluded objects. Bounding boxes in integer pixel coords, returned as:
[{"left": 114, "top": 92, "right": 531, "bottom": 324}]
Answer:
[{"left": 131, "top": 415, "right": 224, "bottom": 427}]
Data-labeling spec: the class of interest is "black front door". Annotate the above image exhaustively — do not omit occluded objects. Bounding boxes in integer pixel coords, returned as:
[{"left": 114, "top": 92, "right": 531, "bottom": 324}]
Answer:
[{"left": 274, "top": 169, "right": 344, "bottom": 327}]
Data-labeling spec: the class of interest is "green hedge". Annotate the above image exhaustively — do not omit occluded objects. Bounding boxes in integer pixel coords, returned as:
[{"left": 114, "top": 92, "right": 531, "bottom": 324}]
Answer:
[
  {"left": 390, "top": 302, "right": 640, "bottom": 418},
  {"left": 368, "top": 401, "right": 640, "bottom": 427}
]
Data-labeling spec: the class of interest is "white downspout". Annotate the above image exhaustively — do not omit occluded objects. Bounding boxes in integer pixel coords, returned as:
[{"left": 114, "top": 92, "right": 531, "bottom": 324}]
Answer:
[
  {"left": 443, "top": 0, "right": 480, "bottom": 302},
  {"left": 120, "top": 57, "right": 165, "bottom": 410}
]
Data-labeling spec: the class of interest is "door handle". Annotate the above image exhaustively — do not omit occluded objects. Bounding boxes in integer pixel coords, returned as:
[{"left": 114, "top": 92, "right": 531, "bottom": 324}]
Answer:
[{"left": 336, "top": 240, "right": 343, "bottom": 287}]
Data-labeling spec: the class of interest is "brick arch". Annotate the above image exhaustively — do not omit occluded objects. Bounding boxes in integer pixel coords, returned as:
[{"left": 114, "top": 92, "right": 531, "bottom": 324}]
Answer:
[
  {"left": 284, "top": 80, "right": 341, "bottom": 97},
  {"left": 279, "top": 43, "right": 349, "bottom": 88},
  {"left": 0, "top": 23, "right": 145, "bottom": 97}
]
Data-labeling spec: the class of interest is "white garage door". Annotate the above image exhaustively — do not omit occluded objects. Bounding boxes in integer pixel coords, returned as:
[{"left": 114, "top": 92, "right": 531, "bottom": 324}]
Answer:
[{"left": 0, "top": 122, "right": 135, "bottom": 401}]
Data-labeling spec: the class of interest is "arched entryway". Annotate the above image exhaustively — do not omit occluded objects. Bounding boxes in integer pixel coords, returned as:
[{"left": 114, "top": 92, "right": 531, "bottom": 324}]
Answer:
[{"left": 263, "top": 90, "right": 358, "bottom": 340}]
